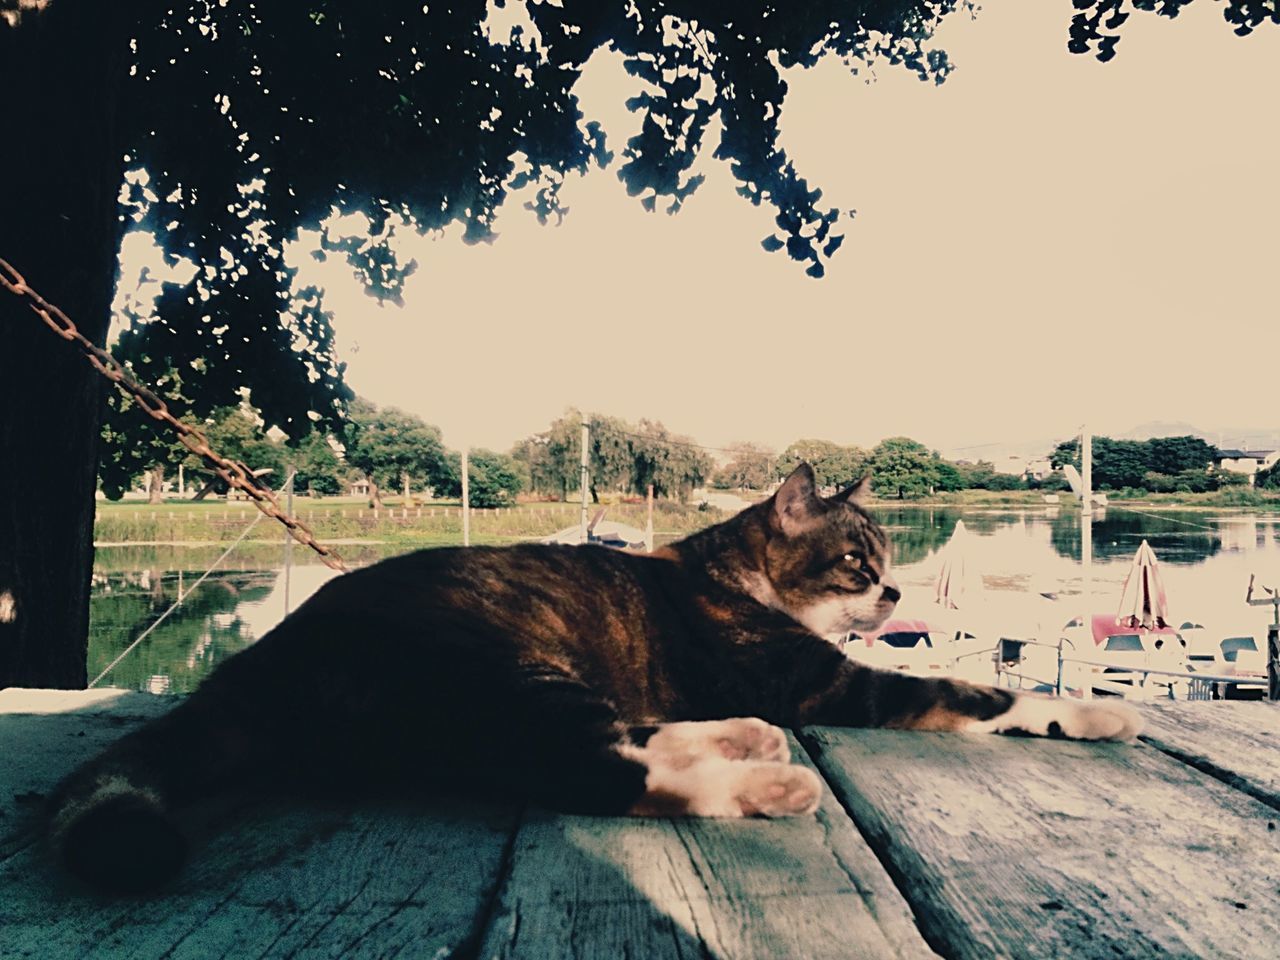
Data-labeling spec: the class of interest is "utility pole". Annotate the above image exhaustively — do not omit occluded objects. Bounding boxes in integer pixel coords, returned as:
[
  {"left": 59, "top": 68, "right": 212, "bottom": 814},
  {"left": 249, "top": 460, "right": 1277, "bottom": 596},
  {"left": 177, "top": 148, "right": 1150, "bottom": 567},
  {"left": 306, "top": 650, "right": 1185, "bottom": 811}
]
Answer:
[
  {"left": 461, "top": 447, "right": 471, "bottom": 547},
  {"left": 579, "top": 420, "right": 590, "bottom": 543}
]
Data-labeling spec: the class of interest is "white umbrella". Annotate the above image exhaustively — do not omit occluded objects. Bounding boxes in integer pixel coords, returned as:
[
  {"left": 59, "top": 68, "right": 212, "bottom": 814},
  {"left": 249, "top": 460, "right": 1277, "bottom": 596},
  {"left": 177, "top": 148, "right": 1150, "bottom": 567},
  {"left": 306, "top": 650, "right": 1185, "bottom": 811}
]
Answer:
[
  {"left": 934, "top": 520, "right": 985, "bottom": 611},
  {"left": 1116, "top": 539, "right": 1171, "bottom": 630}
]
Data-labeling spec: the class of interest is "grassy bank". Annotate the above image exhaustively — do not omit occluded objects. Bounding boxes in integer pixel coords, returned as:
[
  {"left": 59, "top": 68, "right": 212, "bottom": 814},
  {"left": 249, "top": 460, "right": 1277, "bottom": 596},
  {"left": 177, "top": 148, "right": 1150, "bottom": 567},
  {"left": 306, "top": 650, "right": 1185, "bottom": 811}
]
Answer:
[{"left": 94, "top": 497, "right": 726, "bottom": 547}]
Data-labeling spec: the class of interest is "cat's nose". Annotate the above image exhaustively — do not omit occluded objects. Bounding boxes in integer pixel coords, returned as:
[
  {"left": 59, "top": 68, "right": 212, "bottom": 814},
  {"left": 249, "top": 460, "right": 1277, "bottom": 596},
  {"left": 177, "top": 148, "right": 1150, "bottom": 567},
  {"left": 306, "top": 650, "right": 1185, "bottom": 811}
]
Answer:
[{"left": 880, "top": 578, "right": 901, "bottom": 605}]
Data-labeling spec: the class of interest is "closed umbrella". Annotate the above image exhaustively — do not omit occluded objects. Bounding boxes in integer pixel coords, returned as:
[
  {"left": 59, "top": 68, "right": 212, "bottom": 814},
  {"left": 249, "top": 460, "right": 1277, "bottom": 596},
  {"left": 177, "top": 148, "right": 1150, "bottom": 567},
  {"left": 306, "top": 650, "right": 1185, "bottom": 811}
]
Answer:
[
  {"left": 1116, "top": 539, "right": 1170, "bottom": 630},
  {"left": 934, "top": 520, "right": 985, "bottom": 610}
]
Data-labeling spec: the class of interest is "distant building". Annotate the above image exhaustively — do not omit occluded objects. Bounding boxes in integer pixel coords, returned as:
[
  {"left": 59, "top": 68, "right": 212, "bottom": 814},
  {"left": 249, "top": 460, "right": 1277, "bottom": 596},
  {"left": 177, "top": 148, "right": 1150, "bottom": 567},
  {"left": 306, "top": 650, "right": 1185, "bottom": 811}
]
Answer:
[
  {"left": 1214, "top": 449, "right": 1279, "bottom": 483},
  {"left": 992, "top": 456, "right": 1053, "bottom": 480}
]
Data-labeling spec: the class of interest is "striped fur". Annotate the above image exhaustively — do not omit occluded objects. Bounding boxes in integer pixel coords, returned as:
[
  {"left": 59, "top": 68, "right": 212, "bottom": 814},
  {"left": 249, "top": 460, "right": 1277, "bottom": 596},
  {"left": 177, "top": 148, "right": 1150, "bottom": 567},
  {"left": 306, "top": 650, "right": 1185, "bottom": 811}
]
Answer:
[{"left": 48, "top": 463, "right": 1139, "bottom": 894}]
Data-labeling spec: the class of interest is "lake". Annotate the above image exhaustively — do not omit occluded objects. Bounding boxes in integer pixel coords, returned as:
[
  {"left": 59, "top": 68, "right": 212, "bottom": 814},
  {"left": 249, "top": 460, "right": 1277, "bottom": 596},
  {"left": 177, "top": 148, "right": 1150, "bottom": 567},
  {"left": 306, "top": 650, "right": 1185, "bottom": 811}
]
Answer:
[{"left": 88, "top": 504, "right": 1280, "bottom": 692}]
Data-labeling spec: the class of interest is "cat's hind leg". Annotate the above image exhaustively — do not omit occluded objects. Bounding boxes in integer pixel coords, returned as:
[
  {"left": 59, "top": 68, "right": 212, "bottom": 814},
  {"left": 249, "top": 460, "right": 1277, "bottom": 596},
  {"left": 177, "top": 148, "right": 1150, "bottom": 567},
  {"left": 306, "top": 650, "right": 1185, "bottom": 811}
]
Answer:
[
  {"left": 491, "top": 671, "right": 820, "bottom": 819},
  {"left": 623, "top": 750, "right": 823, "bottom": 818},
  {"left": 631, "top": 718, "right": 791, "bottom": 766}
]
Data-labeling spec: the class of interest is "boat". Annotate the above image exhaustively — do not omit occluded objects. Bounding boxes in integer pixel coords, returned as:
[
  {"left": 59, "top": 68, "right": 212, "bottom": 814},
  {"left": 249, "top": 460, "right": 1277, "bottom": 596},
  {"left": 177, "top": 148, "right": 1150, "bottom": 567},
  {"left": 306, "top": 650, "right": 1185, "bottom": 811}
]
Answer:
[{"left": 843, "top": 618, "right": 992, "bottom": 681}]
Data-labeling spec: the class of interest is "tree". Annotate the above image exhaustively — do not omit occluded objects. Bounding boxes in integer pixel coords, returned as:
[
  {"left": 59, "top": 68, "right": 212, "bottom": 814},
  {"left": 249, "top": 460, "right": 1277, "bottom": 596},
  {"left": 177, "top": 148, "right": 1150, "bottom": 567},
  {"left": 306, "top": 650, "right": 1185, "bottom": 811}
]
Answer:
[
  {"left": 714, "top": 442, "right": 778, "bottom": 491},
  {"left": 869, "top": 437, "right": 939, "bottom": 500},
  {"left": 2, "top": 2, "right": 1269, "bottom": 686},
  {"left": 436, "top": 450, "right": 526, "bottom": 508},
  {"left": 779, "top": 439, "right": 870, "bottom": 491},
  {"left": 1255, "top": 462, "right": 1280, "bottom": 490},
  {"left": 629, "top": 421, "right": 714, "bottom": 502},
  {"left": 287, "top": 432, "right": 346, "bottom": 497},
  {"left": 184, "top": 406, "right": 286, "bottom": 495},
  {"left": 342, "top": 400, "right": 450, "bottom": 509},
  {"left": 1147, "top": 436, "right": 1218, "bottom": 476}
]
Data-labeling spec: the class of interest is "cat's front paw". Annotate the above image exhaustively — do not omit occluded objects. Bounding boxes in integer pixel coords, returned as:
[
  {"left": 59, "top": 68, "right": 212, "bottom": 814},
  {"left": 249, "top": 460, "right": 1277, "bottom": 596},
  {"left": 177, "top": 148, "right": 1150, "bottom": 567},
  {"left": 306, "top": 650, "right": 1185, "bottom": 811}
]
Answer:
[
  {"left": 734, "top": 762, "right": 823, "bottom": 817},
  {"left": 975, "top": 694, "right": 1143, "bottom": 741},
  {"left": 1058, "top": 700, "right": 1144, "bottom": 741}
]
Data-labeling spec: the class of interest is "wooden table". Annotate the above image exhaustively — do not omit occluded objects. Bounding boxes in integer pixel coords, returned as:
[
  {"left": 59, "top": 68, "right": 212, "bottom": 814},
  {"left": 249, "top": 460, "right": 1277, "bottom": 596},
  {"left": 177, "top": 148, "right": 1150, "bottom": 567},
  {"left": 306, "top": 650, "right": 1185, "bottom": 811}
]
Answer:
[{"left": 3, "top": 690, "right": 1278, "bottom": 959}]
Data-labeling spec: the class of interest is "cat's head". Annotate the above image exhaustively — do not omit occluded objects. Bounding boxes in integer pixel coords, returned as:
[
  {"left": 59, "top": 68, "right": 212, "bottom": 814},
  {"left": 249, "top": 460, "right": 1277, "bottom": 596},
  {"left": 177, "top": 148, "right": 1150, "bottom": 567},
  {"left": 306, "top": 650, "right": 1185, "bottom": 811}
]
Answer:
[{"left": 758, "top": 463, "right": 899, "bottom": 636}]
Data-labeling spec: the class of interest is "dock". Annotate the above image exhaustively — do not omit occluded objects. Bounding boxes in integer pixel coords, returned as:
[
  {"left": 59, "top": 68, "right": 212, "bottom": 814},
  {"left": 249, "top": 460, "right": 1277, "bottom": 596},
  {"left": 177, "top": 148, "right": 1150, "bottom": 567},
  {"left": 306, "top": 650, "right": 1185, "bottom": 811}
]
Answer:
[{"left": 3, "top": 689, "right": 1279, "bottom": 958}]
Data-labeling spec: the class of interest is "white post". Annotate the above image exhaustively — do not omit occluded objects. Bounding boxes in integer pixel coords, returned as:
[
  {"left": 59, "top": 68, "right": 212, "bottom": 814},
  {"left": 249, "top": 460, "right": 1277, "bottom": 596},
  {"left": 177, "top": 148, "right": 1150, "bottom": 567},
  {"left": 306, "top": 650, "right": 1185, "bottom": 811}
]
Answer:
[
  {"left": 579, "top": 420, "right": 590, "bottom": 543},
  {"left": 1081, "top": 425, "right": 1093, "bottom": 700},
  {"left": 178, "top": 464, "right": 185, "bottom": 497},
  {"left": 461, "top": 447, "right": 471, "bottom": 547},
  {"left": 644, "top": 483, "right": 655, "bottom": 553}
]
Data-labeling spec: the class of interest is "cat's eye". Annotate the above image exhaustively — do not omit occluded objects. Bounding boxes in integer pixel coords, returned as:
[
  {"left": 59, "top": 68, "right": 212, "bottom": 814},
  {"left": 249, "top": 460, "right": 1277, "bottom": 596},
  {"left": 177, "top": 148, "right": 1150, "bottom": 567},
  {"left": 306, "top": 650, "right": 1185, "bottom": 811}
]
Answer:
[{"left": 843, "top": 554, "right": 861, "bottom": 568}]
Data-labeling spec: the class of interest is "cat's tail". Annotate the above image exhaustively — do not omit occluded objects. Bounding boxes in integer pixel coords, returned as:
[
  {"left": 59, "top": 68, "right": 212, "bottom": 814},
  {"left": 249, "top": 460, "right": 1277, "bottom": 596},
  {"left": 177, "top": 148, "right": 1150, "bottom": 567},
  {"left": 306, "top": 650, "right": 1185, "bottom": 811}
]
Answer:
[{"left": 47, "top": 696, "right": 253, "bottom": 894}]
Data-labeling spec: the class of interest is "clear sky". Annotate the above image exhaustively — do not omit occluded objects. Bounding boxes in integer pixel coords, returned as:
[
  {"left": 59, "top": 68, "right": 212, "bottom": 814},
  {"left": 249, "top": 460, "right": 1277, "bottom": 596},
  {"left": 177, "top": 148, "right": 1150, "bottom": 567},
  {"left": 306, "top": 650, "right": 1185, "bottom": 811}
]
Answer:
[{"left": 159, "top": 1, "right": 1280, "bottom": 459}]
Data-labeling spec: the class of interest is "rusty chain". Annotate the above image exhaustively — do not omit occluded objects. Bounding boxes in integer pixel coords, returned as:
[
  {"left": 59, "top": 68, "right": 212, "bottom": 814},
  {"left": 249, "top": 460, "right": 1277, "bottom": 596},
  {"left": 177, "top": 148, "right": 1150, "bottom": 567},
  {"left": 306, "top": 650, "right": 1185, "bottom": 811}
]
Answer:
[{"left": 0, "top": 256, "right": 348, "bottom": 573}]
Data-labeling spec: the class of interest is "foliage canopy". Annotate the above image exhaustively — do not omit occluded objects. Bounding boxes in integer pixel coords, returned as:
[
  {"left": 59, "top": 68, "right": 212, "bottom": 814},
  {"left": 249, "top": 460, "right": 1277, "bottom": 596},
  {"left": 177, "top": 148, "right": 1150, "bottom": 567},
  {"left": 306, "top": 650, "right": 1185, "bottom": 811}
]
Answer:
[{"left": 98, "top": 0, "right": 1276, "bottom": 447}]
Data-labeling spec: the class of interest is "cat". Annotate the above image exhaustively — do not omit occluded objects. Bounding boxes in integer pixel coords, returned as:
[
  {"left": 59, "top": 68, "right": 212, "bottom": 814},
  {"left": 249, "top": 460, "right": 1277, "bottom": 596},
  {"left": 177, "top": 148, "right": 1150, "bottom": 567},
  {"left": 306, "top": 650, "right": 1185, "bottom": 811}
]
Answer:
[{"left": 48, "top": 463, "right": 1140, "bottom": 893}]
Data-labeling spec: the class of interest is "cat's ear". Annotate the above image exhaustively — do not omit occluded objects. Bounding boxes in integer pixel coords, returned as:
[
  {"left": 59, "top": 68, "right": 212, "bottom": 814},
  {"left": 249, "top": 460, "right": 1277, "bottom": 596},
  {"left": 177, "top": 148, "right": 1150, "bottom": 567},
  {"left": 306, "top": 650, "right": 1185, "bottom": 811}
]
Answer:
[
  {"left": 831, "top": 476, "right": 872, "bottom": 506},
  {"left": 772, "top": 463, "right": 820, "bottom": 534}
]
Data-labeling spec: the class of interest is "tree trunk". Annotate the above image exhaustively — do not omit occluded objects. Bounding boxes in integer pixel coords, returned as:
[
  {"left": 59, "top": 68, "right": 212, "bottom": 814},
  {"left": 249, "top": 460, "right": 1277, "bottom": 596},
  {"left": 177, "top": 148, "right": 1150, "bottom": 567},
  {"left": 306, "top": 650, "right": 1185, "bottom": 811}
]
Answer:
[
  {"left": 147, "top": 465, "right": 165, "bottom": 505},
  {"left": 367, "top": 475, "right": 384, "bottom": 510},
  {"left": 0, "top": 3, "right": 131, "bottom": 688}
]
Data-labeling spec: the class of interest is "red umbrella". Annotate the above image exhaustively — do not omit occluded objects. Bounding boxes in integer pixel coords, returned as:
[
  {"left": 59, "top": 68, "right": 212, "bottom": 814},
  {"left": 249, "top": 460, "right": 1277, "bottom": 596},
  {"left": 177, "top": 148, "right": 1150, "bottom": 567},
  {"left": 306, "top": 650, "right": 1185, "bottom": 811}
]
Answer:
[{"left": 1116, "top": 539, "right": 1170, "bottom": 631}]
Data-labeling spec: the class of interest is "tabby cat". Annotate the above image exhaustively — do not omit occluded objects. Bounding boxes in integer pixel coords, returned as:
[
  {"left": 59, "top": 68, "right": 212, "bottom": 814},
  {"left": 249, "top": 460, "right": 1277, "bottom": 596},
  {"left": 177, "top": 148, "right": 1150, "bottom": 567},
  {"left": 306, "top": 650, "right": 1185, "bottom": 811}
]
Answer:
[{"left": 49, "top": 464, "right": 1140, "bottom": 893}]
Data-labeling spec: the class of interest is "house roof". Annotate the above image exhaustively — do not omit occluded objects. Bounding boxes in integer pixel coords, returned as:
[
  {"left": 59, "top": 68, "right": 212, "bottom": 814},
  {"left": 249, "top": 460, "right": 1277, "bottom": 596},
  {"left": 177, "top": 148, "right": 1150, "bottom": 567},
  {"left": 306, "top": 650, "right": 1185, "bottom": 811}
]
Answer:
[{"left": 1218, "top": 449, "right": 1274, "bottom": 460}]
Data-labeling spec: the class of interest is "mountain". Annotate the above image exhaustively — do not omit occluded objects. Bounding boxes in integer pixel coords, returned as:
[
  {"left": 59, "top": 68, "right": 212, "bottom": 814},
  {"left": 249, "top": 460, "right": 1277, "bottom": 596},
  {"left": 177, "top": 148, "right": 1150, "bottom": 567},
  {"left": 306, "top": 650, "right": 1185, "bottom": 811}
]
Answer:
[{"left": 1118, "top": 422, "right": 1280, "bottom": 453}]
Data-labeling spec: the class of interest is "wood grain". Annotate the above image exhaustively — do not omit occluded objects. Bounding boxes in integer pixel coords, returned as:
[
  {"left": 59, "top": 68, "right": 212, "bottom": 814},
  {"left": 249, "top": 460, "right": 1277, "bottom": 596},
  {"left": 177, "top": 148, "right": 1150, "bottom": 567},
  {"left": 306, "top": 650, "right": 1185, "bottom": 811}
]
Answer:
[
  {"left": 803, "top": 723, "right": 1280, "bottom": 960},
  {"left": 1, "top": 688, "right": 519, "bottom": 959},
  {"left": 1141, "top": 701, "right": 1280, "bottom": 812},
  {"left": 476, "top": 733, "right": 938, "bottom": 960}
]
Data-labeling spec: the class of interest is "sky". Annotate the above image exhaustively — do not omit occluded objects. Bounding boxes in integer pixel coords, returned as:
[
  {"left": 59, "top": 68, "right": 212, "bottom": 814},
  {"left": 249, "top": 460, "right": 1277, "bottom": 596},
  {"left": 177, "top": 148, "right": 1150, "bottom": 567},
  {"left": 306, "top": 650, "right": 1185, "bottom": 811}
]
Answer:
[{"left": 127, "top": 0, "right": 1280, "bottom": 461}]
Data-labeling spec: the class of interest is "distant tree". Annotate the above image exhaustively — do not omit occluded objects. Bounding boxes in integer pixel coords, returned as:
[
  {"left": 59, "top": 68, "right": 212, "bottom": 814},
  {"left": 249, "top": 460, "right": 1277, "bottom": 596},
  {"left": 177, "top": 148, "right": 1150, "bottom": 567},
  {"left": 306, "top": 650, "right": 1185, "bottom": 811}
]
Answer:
[
  {"left": 1148, "top": 436, "right": 1217, "bottom": 475},
  {"left": 510, "top": 435, "right": 561, "bottom": 501},
  {"left": 985, "top": 473, "right": 1027, "bottom": 492},
  {"left": 1215, "top": 470, "right": 1251, "bottom": 489},
  {"left": 1049, "top": 439, "right": 1080, "bottom": 470},
  {"left": 1050, "top": 436, "right": 1158, "bottom": 490},
  {"left": 529, "top": 409, "right": 587, "bottom": 502},
  {"left": 342, "top": 400, "right": 449, "bottom": 509},
  {"left": 1255, "top": 462, "right": 1280, "bottom": 490},
  {"left": 435, "top": 449, "right": 525, "bottom": 508},
  {"left": 870, "top": 437, "right": 939, "bottom": 500},
  {"left": 97, "top": 386, "right": 194, "bottom": 502},
  {"left": 779, "top": 439, "right": 870, "bottom": 491},
  {"left": 715, "top": 442, "right": 778, "bottom": 491},
  {"left": 287, "top": 432, "right": 345, "bottom": 497},
  {"left": 932, "top": 459, "right": 966, "bottom": 493},
  {"left": 179, "top": 405, "right": 287, "bottom": 499},
  {"left": 1030, "top": 471, "right": 1071, "bottom": 493},
  {"left": 1091, "top": 438, "right": 1152, "bottom": 490},
  {"left": 954, "top": 460, "right": 998, "bottom": 490},
  {"left": 630, "top": 420, "right": 713, "bottom": 502},
  {"left": 587, "top": 415, "right": 637, "bottom": 503}
]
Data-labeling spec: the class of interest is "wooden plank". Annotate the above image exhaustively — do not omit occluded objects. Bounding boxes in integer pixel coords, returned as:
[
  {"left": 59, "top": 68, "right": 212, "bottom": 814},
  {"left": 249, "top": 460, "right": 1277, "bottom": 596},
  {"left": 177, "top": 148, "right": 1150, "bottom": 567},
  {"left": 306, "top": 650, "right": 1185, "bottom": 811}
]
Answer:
[
  {"left": 1, "top": 689, "right": 519, "bottom": 959},
  {"left": 1140, "top": 702, "right": 1280, "bottom": 812},
  {"left": 803, "top": 724, "right": 1280, "bottom": 960},
  {"left": 478, "top": 733, "right": 938, "bottom": 960}
]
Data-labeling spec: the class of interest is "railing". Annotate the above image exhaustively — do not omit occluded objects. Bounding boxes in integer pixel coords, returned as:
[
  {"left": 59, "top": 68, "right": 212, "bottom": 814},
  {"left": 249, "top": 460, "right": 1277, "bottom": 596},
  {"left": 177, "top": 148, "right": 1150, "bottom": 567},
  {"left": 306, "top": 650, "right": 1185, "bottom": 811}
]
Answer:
[
  {"left": 1055, "top": 654, "right": 1268, "bottom": 701},
  {"left": 843, "top": 629, "right": 1270, "bottom": 702}
]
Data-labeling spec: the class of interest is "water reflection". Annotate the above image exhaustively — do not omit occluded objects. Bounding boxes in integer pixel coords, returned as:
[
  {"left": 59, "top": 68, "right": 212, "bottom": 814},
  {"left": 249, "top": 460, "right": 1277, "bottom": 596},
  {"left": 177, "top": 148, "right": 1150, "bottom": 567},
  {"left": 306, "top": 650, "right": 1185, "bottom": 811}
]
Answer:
[
  {"left": 90, "top": 511, "right": 1280, "bottom": 693},
  {"left": 1049, "top": 510, "right": 1222, "bottom": 564},
  {"left": 89, "top": 562, "right": 340, "bottom": 693}
]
